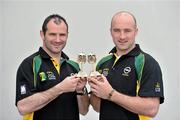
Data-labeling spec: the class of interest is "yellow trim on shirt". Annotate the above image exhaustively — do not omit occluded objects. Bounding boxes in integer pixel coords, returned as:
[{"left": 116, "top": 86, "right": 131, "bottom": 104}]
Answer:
[
  {"left": 51, "top": 58, "right": 60, "bottom": 74},
  {"left": 23, "top": 113, "right": 34, "bottom": 120},
  {"left": 139, "top": 115, "right": 150, "bottom": 120},
  {"left": 112, "top": 53, "right": 120, "bottom": 67}
]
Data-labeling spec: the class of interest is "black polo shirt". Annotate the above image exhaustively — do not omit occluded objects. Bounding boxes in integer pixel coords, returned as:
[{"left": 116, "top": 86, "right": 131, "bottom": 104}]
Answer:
[
  {"left": 16, "top": 47, "right": 80, "bottom": 120},
  {"left": 96, "top": 44, "right": 164, "bottom": 120}
]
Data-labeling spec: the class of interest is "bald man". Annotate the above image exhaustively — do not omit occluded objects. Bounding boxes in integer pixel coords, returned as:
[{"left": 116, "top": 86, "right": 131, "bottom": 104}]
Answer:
[{"left": 88, "top": 11, "right": 164, "bottom": 120}]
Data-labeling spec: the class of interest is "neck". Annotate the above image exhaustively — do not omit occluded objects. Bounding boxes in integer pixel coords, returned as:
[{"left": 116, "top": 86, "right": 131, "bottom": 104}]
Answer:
[
  {"left": 116, "top": 44, "right": 136, "bottom": 57},
  {"left": 51, "top": 54, "right": 61, "bottom": 63},
  {"left": 42, "top": 47, "right": 61, "bottom": 61}
]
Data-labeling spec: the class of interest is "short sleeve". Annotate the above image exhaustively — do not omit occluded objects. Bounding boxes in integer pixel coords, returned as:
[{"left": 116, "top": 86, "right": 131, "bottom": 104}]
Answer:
[
  {"left": 15, "top": 59, "right": 36, "bottom": 105},
  {"left": 138, "top": 54, "right": 164, "bottom": 104}
]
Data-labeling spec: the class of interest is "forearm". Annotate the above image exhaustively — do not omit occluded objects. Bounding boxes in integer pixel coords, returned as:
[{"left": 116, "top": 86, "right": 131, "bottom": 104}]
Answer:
[
  {"left": 90, "top": 94, "right": 101, "bottom": 112},
  {"left": 77, "top": 95, "right": 89, "bottom": 115},
  {"left": 110, "top": 90, "right": 160, "bottom": 117},
  {"left": 17, "top": 84, "right": 63, "bottom": 115}
]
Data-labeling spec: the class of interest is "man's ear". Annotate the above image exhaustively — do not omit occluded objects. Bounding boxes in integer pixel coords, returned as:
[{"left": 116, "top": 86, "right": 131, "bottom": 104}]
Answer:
[
  {"left": 40, "top": 30, "right": 45, "bottom": 40},
  {"left": 135, "top": 27, "right": 138, "bottom": 36}
]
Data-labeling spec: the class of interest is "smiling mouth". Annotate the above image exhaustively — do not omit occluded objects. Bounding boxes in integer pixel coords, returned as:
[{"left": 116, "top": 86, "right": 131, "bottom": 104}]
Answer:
[
  {"left": 118, "top": 41, "right": 127, "bottom": 44},
  {"left": 52, "top": 45, "right": 61, "bottom": 48},
  {"left": 53, "top": 43, "right": 63, "bottom": 47}
]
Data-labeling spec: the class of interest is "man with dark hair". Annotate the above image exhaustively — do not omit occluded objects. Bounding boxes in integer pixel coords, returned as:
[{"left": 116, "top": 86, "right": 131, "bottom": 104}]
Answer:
[{"left": 16, "top": 14, "right": 89, "bottom": 120}]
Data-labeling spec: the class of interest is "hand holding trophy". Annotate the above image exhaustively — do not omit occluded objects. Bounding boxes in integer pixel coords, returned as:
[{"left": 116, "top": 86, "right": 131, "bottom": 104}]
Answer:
[
  {"left": 77, "top": 53, "right": 88, "bottom": 78},
  {"left": 87, "top": 53, "right": 101, "bottom": 77}
]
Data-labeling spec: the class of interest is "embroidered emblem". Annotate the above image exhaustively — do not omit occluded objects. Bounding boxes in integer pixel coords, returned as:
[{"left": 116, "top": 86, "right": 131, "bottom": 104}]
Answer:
[
  {"left": 39, "top": 72, "right": 47, "bottom": 81},
  {"left": 47, "top": 71, "right": 56, "bottom": 80},
  {"left": 155, "top": 82, "right": 161, "bottom": 92},
  {"left": 20, "top": 85, "right": 26, "bottom": 95},
  {"left": 122, "top": 67, "right": 131, "bottom": 76},
  {"left": 102, "top": 68, "right": 109, "bottom": 77}
]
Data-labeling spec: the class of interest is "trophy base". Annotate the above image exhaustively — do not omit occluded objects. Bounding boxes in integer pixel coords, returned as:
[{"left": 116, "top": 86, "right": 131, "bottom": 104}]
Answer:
[
  {"left": 89, "top": 71, "right": 101, "bottom": 77},
  {"left": 77, "top": 71, "right": 88, "bottom": 78}
]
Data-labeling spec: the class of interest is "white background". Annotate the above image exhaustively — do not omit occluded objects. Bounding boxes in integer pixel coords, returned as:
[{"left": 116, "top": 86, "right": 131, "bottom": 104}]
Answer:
[{"left": 0, "top": 0, "right": 180, "bottom": 120}]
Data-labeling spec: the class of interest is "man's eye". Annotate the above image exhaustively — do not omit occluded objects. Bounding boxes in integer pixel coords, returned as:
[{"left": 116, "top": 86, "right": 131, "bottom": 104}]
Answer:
[
  {"left": 49, "top": 33, "right": 56, "bottom": 36},
  {"left": 124, "top": 29, "right": 132, "bottom": 33},
  {"left": 113, "top": 29, "right": 120, "bottom": 32},
  {"left": 59, "top": 34, "right": 66, "bottom": 37}
]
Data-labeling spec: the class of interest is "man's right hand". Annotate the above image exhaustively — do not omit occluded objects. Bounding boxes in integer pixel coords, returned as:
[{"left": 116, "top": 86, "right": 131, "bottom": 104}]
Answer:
[{"left": 58, "top": 75, "right": 79, "bottom": 93}]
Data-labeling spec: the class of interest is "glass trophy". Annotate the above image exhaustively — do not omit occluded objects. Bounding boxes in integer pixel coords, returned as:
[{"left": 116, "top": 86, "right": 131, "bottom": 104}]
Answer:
[
  {"left": 87, "top": 53, "right": 101, "bottom": 77},
  {"left": 77, "top": 53, "right": 88, "bottom": 77}
]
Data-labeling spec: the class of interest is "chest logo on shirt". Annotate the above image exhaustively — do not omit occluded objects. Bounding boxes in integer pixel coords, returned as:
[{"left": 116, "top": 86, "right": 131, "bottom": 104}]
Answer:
[
  {"left": 122, "top": 67, "right": 131, "bottom": 76},
  {"left": 47, "top": 71, "right": 56, "bottom": 80},
  {"left": 39, "top": 72, "right": 47, "bottom": 81},
  {"left": 102, "top": 68, "right": 109, "bottom": 77},
  {"left": 39, "top": 71, "right": 56, "bottom": 81}
]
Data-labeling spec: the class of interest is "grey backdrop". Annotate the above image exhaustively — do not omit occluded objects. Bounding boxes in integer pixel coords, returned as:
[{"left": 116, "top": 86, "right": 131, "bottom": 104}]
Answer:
[{"left": 0, "top": 0, "right": 180, "bottom": 120}]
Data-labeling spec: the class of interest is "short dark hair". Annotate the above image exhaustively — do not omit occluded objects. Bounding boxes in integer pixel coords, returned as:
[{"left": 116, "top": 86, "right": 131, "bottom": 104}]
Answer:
[{"left": 42, "top": 14, "right": 68, "bottom": 35}]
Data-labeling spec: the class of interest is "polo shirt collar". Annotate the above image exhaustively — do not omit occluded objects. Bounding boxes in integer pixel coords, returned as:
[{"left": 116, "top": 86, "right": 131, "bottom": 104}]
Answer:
[
  {"left": 109, "top": 44, "right": 142, "bottom": 57},
  {"left": 39, "top": 47, "right": 69, "bottom": 60}
]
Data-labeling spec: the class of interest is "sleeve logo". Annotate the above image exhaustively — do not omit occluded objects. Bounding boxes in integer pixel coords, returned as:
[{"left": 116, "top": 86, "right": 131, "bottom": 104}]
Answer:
[{"left": 20, "top": 85, "right": 26, "bottom": 95}]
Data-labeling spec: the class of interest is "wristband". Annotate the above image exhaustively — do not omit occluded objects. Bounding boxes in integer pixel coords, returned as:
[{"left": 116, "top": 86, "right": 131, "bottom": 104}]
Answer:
[{"left": 108, "top": 89, "right": 115, "bottom": 100}]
